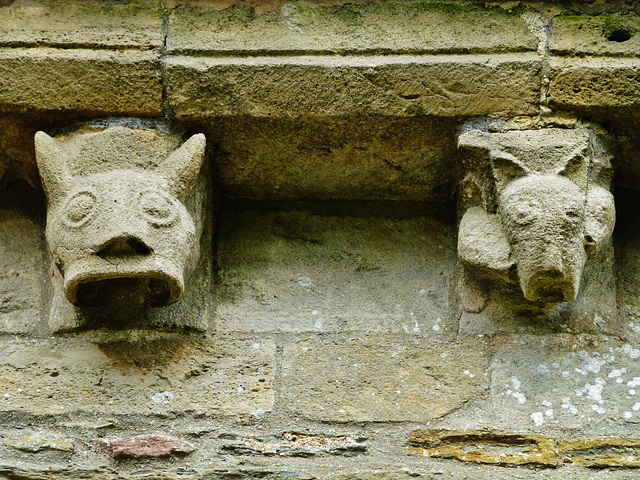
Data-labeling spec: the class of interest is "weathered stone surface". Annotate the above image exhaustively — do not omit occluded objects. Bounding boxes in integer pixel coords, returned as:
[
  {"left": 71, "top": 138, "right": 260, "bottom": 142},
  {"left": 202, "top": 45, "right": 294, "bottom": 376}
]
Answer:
[
  {"left": 0, "top": 48, "right": 162, "bottom": 116},
  {"left": 167, "top": 54, "right": 542, "bottom": 119},
  {"left": 550, "top": 15, "right": 640, "bottom": 57},
  {"left": 486, "top": 336, "right": 640, "bottom": 435},
  {"left": 0, "top": 208, "right": 48, "bottom": 335},
  {"left": 408, "top": 429, "right": 557, "bottom": 467},
  {"left": 0, "top": 336, "right": 275, "bottom": 416},
  {"left": 215, "top": 209, "right": 456, "bottom": 336},
  {"left": 3, "top": 432, "right": 74, "bottom": 453},
  {"left": 0, "top": 0, "right": 163, "bottom": 49},
  {"left": 209, "top": 117, "right": 457, "bottom": 201},
  {"left": 280, "top": 337, "right": 491, "bottom": 422},
  {"left": 167, "top": 2, "right": 537, "bottom": 55},
  {"left": 35, "top": 126, "right": 206, "bottom": 326},
  {"left": 93, "top": 434, "right": 195, "bottom": 459},
  {"left": 548, "top": 58, "right": 640, "bottom": 115}
]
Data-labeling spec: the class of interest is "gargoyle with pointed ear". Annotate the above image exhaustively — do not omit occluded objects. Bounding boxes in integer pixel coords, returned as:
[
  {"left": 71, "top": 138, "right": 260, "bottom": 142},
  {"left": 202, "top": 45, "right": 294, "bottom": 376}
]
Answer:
[
  {"left": 35, "top": 126, "right": 206, "bottom": 317},
  {"left": 457, "top": 127, "right": 615, "bottom": 303}
]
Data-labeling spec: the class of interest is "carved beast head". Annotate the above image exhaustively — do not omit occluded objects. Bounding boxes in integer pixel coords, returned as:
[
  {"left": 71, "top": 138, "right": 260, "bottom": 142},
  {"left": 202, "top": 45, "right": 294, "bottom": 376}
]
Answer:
[
  {"left": 35, "top": 127, "right": 206, "bottom": 315},
  {"left": 458, "top": 128, "right": 615, "bottom": 303}
]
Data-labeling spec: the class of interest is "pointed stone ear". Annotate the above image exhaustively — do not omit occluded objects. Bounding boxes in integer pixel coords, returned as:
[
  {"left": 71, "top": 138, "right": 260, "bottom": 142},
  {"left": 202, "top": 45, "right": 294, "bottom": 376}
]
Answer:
[
  {"left": 34, "top": 131, "right": 72, "bottom": 206},
  {"left": 157, "top": 133, "right": 206, "bottom": 200},
  {"left": 553, "top": 145, "right": 589, "bottom": 193},
  {"left": 458, "top": 206, "right": 517, "bottom": 285},
  {"left": 490, "top": 151, "right": 530, "bottom": 194},
  {"left": 584, "top": 186, "right": 615, "bottom": 256}
]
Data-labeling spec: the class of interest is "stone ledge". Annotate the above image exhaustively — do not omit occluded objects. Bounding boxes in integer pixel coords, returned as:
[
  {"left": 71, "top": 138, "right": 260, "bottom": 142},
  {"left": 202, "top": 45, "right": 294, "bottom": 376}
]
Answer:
[
  {"left": 167, "top": 2, "right": 538, "bottom": 56},
  {"left": 167, "top": 54, "right": 542, "bottom": 119},
  {"left": 0, "top": 48, "right": 163, "bottom": 116},
  {"left": 0, "top": 0, "right": 163, "bottom": 49},
  {"left": 548, "top": 57, "right": 640, "bottom": 115}
]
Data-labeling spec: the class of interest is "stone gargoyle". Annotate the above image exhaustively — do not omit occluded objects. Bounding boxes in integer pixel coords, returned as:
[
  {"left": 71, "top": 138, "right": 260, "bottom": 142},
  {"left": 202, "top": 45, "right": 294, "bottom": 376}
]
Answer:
[
  {"left": 35, "top": 125, "right": 206, "bottom": 318},
  {"left": 457, "top": 127, "right": 615, "bottom": 303}
]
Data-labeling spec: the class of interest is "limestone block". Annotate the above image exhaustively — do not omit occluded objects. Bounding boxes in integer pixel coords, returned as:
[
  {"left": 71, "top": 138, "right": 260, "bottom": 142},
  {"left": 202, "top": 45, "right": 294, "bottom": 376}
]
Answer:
[
  {"left": 548, "top": 58, "right": 640, "bottom": 115},
  {"left": 166, "top": 54, "right": 542, "bottom": 119},
  {"left": 0, "top": 335, "right": 275, "bottom": 416},
  {"left": 280, "top": 337, "right": 491, "bottom": 422},
  {"left": 215, "top": 208, "right": 455, "bottom": 336},
  {"left": 209, "top": 117, "right": 457, "bottom": 201},
  {"left": 167, "top": 2, "right": 538, "bottom": 55},
  {"left": 0, "top": 0, "right": 163, "bottom": 49},
  {"left": 550, "top": 15, "right": 640, "bottom": 57},
  {"left": 0, "top": 48, "right": 162, "bottom": 116},
  {"left": 457, "top": 125, "right": 615, "bottom": 306},
  {"left": 34, "top": 123, "right": 210, "bottom": 331}
]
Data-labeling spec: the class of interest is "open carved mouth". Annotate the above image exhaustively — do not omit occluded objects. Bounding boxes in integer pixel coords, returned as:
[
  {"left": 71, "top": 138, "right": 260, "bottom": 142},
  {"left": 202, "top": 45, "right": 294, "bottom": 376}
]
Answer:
[{"left": 75, "top": 276, "right": 173, "bottom": 310}]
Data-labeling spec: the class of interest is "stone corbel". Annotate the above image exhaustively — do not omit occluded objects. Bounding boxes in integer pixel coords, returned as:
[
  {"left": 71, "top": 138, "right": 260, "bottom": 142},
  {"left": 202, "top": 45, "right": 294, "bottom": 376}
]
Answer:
[
  {"left": 457, "top": 124, "right": 615, "bottom": 304},
  {"left": 35, "top": 122, "right": 208, "bottom": 331}
]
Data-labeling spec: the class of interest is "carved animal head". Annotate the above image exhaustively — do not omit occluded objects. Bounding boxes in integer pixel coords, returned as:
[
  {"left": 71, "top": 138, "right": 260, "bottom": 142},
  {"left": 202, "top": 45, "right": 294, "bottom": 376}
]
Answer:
[
  {"left": 458, "top": 128, "right": 615, "bottom": 303},
  {"left": 35, "top": 128, "right": 206, "bottom": 315}
]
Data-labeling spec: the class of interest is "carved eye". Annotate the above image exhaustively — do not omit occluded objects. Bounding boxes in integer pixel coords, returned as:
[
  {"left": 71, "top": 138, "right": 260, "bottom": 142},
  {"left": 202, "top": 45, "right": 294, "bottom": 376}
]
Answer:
[
  {"left": 511, "top": 206, "right": 536, "bottom": 226},
  {"left": 565, "top": 207, "right": 582, "bottom": 223},
  {"left": 62, "top": 191, "right": 96, "bottom": 227},
  {"left": 138, "top": 190, "right": 178, "bottom": 227}
]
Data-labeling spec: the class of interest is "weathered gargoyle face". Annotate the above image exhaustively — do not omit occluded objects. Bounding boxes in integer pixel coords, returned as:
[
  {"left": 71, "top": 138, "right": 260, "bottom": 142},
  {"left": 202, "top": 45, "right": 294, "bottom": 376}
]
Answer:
[
  {"left": 457, "top": 127, "right": 616, "bottom": 304},
  {"left": 500, "top": 175, "right": 586, "bottom": 302},
  {"left": 35, "top": 128, "right": 206, "bottom": 315}
]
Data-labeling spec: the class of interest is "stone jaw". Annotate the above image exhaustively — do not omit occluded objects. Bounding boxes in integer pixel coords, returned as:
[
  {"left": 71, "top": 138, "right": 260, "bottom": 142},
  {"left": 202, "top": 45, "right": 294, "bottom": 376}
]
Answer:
[
  {"left": 457, "top": 125, "right": 615, "bottom": 304},
  {"left": 35, "top": 125, "right": 206, "bottom": 323}
]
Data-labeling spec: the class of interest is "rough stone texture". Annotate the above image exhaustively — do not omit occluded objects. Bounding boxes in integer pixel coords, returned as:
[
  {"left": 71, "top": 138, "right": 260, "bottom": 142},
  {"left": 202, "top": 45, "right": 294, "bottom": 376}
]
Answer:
[
  {"left": 550, "top": 15, "right": 640, "bottom": 57},
  {"left": 0, "top": 336, "right": 275, "bottom": 416},
  {"left": 167, "top": 2, "right": 538, "bottom": 55},
  {"left": 208, "top": 117, "right": 458, "bottom": 201},
  {"left": 548, "top": 58, "right": 640, "bottom": 116},
  {"left": 215, "top": 207, "right": 456, "bottom": 336},
  {"left": 0, "top": 0, "right": 164, "bottom": 49},
  {"left": 1, "top": 2, "right": 640, "bottom": 479},
  {"left": 0, "top": 48, "right": 162, "bottom": 116},
  {"left": 93, "top": 434, "right": 195, "bottom": 459},
  {"left": 166, "top": 54, "right": 542, "bottom": 119},
  {"left": 35, "top": 126, "right": 206, "bottom": 328},
  {"left": 280, "top": 337, "right": 491, "bottom": 422},
  {"left": 0, "top": 184, "right": 48, "bottom": 335}
]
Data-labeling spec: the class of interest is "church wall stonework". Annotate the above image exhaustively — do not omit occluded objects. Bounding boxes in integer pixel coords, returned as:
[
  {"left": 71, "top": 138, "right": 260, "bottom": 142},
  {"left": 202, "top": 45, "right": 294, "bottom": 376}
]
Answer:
[{"left": 2, "top": 1, "right": 640, "bottom": 478}]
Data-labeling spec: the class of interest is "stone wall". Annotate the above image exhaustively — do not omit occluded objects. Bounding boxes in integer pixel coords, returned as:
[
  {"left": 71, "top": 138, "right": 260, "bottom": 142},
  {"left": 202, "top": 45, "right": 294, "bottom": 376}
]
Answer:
[{"left": 2, "top": 1, "right": 640, "bottom": 478}]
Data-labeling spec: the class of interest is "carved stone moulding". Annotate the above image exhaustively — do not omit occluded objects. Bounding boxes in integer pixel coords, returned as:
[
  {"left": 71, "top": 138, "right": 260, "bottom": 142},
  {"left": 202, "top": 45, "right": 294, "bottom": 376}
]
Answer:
[
  {"left": 457, "top": 122, "right": 615, "bottom": 305},
  {"left": 35, "top": 120, "right": 207, "bottom": 331}
]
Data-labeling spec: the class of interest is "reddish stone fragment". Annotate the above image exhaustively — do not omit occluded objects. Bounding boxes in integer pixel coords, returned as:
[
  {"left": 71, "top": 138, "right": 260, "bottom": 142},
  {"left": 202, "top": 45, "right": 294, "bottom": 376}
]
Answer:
[{"left": 92, "top": 434, "right": 195, "bottom": 459}]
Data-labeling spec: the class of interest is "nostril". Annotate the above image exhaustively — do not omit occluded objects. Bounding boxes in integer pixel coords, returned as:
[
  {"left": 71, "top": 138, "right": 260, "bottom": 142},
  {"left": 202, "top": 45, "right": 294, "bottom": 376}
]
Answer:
[
  {"left": 125, "top": 238, "right": 152, "bottom": 255},
  {"left": 97, "top": 236, "right": 152, "bottom": 258}
]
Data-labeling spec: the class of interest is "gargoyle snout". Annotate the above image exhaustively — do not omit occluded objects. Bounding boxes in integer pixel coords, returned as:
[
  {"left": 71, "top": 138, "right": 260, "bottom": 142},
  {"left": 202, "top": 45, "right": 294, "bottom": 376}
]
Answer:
[{"left": 96, "top": 235, "right": 152, "bottom": 259}]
